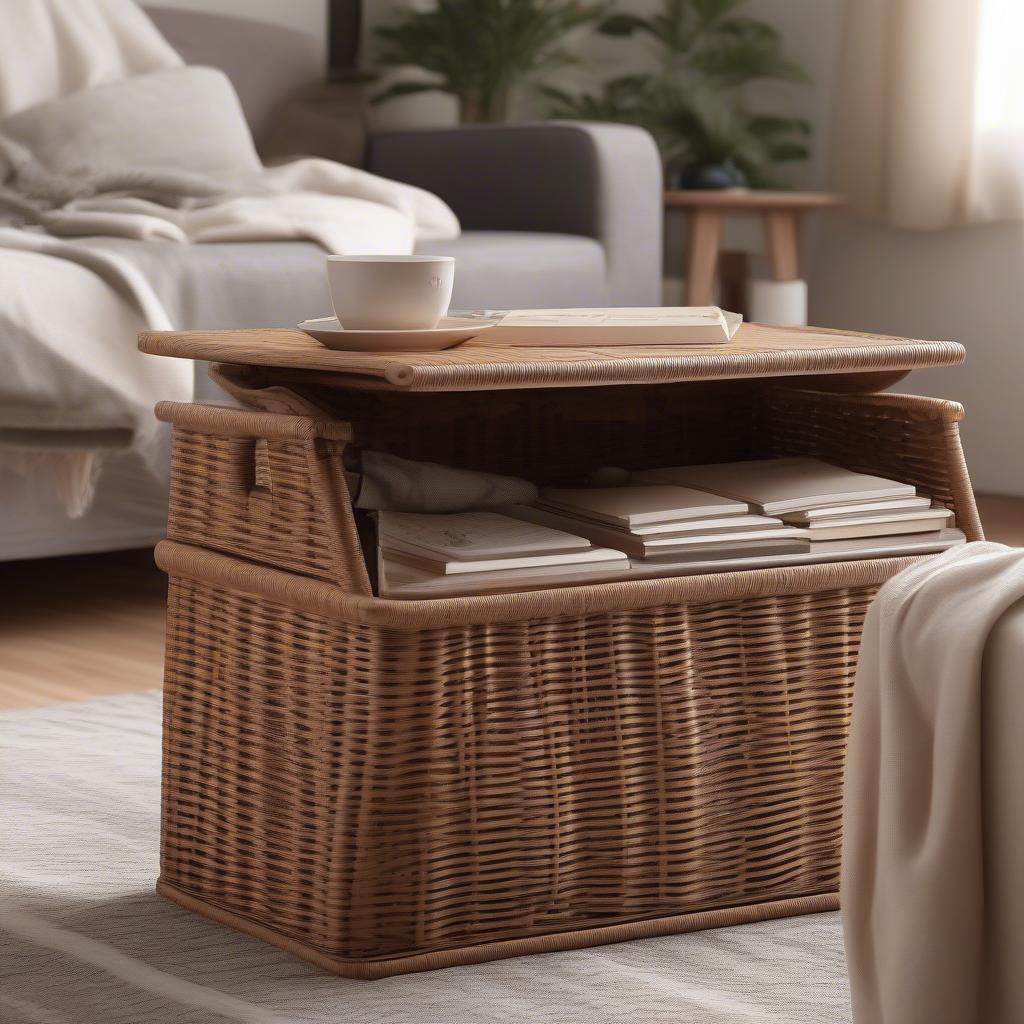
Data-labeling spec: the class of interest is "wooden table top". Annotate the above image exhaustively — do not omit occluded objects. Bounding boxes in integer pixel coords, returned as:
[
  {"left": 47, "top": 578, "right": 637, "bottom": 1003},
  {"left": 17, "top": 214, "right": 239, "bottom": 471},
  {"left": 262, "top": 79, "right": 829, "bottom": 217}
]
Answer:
[
  {"left": 139, "top": 322, "right": 964, "bottom": 393},
  {"left": 664, "top": 190, "right": 843, "bottom": 210}
]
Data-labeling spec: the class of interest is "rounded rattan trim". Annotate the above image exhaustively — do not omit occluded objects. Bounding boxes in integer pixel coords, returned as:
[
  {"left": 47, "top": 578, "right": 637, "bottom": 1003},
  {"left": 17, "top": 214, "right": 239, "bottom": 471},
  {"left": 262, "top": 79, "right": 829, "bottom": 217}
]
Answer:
[
  {"left": 157, "top": 880, "right": 839, "bottom": 979},
  {"left": 156, "top": 539, "right": 922, "bottom": 628},
  {"left": 138, "top": 323, "right": 966, "bottom": 393}
]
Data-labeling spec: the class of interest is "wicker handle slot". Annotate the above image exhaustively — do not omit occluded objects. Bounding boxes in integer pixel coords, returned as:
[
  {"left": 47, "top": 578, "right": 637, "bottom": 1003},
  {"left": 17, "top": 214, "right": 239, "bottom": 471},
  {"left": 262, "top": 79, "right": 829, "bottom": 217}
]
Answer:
[
  {"left": 156, "top": 401, "right": 371, "bottom": 595},
  {"left": 244, "top": 438, "right": 273, "bottom": 514}
]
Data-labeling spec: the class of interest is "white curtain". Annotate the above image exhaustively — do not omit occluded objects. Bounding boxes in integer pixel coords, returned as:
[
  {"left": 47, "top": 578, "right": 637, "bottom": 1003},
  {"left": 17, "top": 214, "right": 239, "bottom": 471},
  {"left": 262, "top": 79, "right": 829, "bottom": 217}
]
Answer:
[{"left": 834, "top": 0, "right": 1024, "bottom": 229}]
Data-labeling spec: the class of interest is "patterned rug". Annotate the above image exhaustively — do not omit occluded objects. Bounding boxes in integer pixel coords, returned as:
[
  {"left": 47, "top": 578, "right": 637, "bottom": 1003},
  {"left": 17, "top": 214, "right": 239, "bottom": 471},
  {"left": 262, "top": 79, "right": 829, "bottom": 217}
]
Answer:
[{"left": 0, "top": 692, "right": 852, "bottom": 1023}]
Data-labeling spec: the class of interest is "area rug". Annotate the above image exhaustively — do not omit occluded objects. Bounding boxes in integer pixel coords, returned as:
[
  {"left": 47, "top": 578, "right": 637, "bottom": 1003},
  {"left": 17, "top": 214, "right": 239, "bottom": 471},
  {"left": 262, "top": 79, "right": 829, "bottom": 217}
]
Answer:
[{"left": 0, "top": 692, "right": 853, "bottom": 1024}]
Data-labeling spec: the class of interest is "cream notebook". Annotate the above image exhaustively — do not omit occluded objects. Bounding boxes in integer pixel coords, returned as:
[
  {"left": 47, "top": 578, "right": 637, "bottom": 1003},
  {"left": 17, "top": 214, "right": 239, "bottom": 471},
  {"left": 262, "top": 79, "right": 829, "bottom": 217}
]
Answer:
[
  {"left": 537, "top": 485, "right": 749, "bottom": 528},
  {"left": 634, "top": 459, "right": 917, "bottom": 515},
  {"left": 379, "top": 556, "right": 630, "bottom": 598},
  {"left": 378, "top": 510, "right": 592, "bottom": 560},
  {"left": 464, "top": 307, "right": 743, "bottom": 346},
  {"left": 508, "top": 505, "right": 805, "bottom": 559},
  {"left": 781, "top": 496, "right": 933, "bottom": 524},
  {"left": 792, "top": 512, "right": 952, "bottom": 542}
]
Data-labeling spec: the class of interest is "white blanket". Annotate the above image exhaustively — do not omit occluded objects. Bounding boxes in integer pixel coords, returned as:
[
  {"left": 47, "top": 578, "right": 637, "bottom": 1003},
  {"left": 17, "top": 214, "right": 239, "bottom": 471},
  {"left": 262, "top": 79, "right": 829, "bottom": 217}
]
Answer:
[
  {"left": 0, "top": 0, "right": 459, "bottom": 514},
  {"left": 842, "top": 542, "right": 1024, "bottom": 1023},
  {"left": 0, "top": 0, "right": 183, "bottom": 116}
]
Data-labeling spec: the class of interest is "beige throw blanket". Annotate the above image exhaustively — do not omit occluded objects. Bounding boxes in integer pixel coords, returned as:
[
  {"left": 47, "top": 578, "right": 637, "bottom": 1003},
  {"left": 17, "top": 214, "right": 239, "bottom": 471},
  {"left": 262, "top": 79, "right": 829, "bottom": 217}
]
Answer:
[
  {"left": 0, "top": 0, "right": 459, "bottom": 515},
  {"left": 842, "top": 542, "right": 1024, "bottom": 1023},
  {"left": 0, "top": 64, "right": 460, "bottom": 250}
]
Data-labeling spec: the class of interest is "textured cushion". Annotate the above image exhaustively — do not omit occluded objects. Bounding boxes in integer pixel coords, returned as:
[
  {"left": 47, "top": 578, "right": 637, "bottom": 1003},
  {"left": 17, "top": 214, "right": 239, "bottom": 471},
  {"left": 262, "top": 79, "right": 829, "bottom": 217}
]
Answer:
[
  {"left": 1, "top": 66, "right": 260, "bottom": 179},
  {"left": 416, "top": 231, "right": 608, "bottom": 308}
]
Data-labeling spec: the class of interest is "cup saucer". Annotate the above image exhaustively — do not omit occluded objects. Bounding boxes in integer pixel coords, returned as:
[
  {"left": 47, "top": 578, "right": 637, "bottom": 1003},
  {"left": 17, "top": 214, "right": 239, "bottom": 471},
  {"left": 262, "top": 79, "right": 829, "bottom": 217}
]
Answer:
[{"left": 297, "top": 316, "right": 496, "bottom": 352}]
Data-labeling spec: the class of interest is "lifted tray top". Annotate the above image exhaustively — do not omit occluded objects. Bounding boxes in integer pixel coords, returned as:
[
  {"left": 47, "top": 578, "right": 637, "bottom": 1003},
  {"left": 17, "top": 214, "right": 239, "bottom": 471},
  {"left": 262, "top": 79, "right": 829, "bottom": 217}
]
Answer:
[{"left": 138, "top": 322, "right": 964, "bottom": 393}]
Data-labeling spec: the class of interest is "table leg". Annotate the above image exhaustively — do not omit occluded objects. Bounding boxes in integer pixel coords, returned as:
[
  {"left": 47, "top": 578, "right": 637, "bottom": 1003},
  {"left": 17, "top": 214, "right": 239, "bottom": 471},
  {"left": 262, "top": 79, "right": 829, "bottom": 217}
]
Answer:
[
  {"left": 763, "top": 211, "right": 800, "bottom": 281},
  {"left": 685, "top": 209, "right": 722, "bottom": 305},
  {"left": 718, "top": 252, "right": 748, "bottom": 316}
]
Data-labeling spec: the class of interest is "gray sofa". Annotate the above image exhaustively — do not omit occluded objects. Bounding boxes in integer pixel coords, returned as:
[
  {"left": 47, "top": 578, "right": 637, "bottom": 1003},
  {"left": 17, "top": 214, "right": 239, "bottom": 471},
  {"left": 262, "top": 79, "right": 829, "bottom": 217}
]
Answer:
[
  {"left": 147, "top": 6, "right": 664, "bottom": 313},
  {"left": 375, "top": 123, "right": 663, "bottom": 307}
]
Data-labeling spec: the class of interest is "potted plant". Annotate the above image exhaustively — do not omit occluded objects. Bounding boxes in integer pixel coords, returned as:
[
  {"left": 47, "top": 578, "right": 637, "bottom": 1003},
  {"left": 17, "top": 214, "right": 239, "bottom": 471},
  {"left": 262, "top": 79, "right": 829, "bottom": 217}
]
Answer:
[
  {"left": 544, "top": 0, "right": 812, "bottom": 188},
  {"left": 372, "top": 0, "right": 601, "bottom": 123}
]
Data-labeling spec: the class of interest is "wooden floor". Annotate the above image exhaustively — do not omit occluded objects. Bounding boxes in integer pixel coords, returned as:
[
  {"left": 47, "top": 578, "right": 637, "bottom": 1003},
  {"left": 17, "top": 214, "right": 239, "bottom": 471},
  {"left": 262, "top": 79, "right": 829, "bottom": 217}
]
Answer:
[
  {"left": 1, "top": 494, "right": 1023, "bottom": 712},
  {"left": 0, "top": 549, "right": 167, "bottom": 710}
]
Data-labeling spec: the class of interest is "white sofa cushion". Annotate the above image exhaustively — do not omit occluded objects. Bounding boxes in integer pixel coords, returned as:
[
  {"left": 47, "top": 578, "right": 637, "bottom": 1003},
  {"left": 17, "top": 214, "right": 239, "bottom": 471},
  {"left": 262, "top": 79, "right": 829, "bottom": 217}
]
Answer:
[{"left": 1, "top": 65, "right": 260, "bottom": 180}]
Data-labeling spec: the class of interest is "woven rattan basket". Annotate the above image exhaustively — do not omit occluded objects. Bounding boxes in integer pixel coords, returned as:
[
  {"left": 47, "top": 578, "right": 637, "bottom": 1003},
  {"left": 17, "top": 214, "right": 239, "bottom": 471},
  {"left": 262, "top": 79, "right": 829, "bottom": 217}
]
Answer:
[{"left": 153, "top": 379, "right": 980, "bottom": 978}]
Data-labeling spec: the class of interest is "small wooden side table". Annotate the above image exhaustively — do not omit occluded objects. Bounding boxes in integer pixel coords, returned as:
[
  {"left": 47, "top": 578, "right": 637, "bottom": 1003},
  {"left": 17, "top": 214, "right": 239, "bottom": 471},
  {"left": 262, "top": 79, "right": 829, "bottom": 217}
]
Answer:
[{"left": 664, "top": 190, "right": 843, "bottom": 307}]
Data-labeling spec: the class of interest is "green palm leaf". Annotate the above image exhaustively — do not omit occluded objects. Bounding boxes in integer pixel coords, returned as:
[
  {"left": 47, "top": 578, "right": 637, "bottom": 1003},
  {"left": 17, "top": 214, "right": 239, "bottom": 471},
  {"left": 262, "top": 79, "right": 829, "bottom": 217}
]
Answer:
[
  {"left": 374, "top": 0, "right": 603, "bottom": 122},
  {"left": 547, "top": 0, "right": 812, "bottom": 185}
]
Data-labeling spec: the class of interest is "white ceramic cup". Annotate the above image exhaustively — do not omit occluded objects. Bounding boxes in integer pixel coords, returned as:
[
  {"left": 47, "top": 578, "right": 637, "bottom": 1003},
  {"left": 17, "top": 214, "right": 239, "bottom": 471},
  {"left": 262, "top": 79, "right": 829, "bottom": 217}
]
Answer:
[{"left": 326, "top": 255, "right": 455, "bottom": 331}]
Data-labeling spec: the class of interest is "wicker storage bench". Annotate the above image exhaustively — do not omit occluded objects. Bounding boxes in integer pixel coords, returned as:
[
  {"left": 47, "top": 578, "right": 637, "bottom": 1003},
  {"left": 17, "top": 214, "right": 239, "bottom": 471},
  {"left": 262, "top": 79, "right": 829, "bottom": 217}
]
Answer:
[{"left": 141, "top": 325, "right": 979, "bottom": 978}]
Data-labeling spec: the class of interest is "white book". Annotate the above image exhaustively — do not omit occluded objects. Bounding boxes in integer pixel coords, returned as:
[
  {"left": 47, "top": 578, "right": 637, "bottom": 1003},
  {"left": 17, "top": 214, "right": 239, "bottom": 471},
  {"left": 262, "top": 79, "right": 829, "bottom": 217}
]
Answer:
[
  {"left": 632, "top": 513, "right": 789, "bottom": 536},
  {"left": 384, "top": 544, "right": 627, "bottom": 576},
  {"left": 378, "top": 510, "right": 592, "bottom": 563},
  {"left": 643, "top": 528, "right": 806, "bottom": 550},
  {"left": 792, "top": 515, "right": 951, "bottom": 542},
  {"left": 381, "top": 528, "right": 967, "bottom": 597},
  {"left": 624, "top": 529, "right": 966, "bottom": 579},
  {"left": 379, "top": 555, "right": 631, "bottom": 599},
  {"left": 507, "top": 504, "right": 803, "bottom": 559},
  {"left": 782, "top": 496, "right": 932, "bottom": 524},
  {"left": 783, "top": 507, "right": 952, "bottom": 531},
  {"left": 537, "top": 485, "right": 749, "bottom": 528},
  {"left": 639, "top": 537, "right": 811, "bottom": 562},
  {"left": 634, "top": 458, "right": 916, "bottom": 515},
  {"left": 464, "top": 306, "right": 743, "bottom": 346}
]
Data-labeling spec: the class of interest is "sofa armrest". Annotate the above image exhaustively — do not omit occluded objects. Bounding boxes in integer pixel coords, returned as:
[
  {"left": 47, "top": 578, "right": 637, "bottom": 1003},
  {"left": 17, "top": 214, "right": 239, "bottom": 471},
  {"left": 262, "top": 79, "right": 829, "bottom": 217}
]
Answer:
[{"left": 367, "top": 121, "right": 663, "bottom": 305}]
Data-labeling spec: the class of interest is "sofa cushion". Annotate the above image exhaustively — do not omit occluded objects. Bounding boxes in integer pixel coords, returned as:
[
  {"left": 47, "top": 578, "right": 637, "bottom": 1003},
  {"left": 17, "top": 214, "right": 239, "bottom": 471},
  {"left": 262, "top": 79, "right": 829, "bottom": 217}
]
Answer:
[
  {"left": 1, "top": 66, "right": 260, "bottom": 180},
  {"left": 416, "top": 231, "right": 608, "bottom": 308}
]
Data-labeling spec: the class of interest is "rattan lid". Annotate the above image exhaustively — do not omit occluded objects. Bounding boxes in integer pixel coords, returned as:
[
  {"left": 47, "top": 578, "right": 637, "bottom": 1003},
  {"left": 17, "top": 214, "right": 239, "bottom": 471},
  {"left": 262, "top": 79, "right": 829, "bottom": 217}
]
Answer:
[{"left": 138, "top": 323, "right": 964, "bottom": 393}]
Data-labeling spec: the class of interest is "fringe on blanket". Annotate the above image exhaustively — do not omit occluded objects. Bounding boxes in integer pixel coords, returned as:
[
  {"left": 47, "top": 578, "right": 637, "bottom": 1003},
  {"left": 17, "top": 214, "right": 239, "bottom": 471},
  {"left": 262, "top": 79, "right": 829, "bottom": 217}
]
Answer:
[
  {"left": 1, "top": 429, "right": 133, "bottom": 518},
  {"left": 3, "top": 449, "right": 105, "bottom": 518}
]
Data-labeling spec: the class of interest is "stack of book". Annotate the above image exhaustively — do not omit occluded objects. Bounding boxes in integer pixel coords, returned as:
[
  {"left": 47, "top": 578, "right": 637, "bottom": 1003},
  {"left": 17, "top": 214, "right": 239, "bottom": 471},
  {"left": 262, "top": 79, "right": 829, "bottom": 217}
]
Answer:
[
  {"left": 374, "top": 458, "right": 964, "bottom": 598},
  {"left": 377, "top": 510, "right": 629, "bottom": 599},
  {"left": 633, "top": 458, "right": 954, "bottom": 544},
  {"left": 514, "top": 484, "right": 809, "bottom": 566}
]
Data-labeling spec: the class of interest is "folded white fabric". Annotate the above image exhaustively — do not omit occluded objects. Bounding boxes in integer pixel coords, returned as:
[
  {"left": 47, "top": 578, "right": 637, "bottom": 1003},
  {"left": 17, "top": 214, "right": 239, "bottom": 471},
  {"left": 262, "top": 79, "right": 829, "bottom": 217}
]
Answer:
[
  {"left": 354, "top": 452, "right": 539, "bottom": 514},
  {"left": 843, "top": 542, "right": 1024, "bottom": 1024},
  {"left": 0, "top": 0, "right": 182, "bottom": 117}
]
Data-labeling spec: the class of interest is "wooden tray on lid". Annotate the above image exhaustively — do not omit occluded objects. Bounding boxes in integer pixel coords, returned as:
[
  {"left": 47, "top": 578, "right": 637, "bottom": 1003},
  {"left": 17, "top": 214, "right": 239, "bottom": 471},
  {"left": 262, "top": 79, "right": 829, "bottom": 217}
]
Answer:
[{"left": 138, "top": 322, "right": 965, "bottom": 392}]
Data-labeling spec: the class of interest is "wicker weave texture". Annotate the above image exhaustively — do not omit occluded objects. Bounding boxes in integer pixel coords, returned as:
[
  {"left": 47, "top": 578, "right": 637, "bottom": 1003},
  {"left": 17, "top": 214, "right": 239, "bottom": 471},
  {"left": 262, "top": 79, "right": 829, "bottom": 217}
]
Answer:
[
  {"left": 155, "top": 380, "right": 980, "bottom": 976},
  {"left": 137, "top": 322, "right": 965, "bottom": 390},
  {"left": 160, "top": 560, "right": 881, "bottom": 975},
  {"left": 161, "top": 405, "right": 367, "bottom": 591},
  {"left": 159, "top": 383, "right": 981, "bottom": 590}
]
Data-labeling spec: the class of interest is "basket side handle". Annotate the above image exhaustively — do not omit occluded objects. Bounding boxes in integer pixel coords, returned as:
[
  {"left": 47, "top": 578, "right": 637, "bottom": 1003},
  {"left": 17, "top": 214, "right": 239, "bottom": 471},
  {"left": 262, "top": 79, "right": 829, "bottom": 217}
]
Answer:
[
  {"left": 156, "top": 401, "right": 353, "bottom": 442},
  {"left": 156, "top": 401, "right": 371, "bottom": 595}
]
